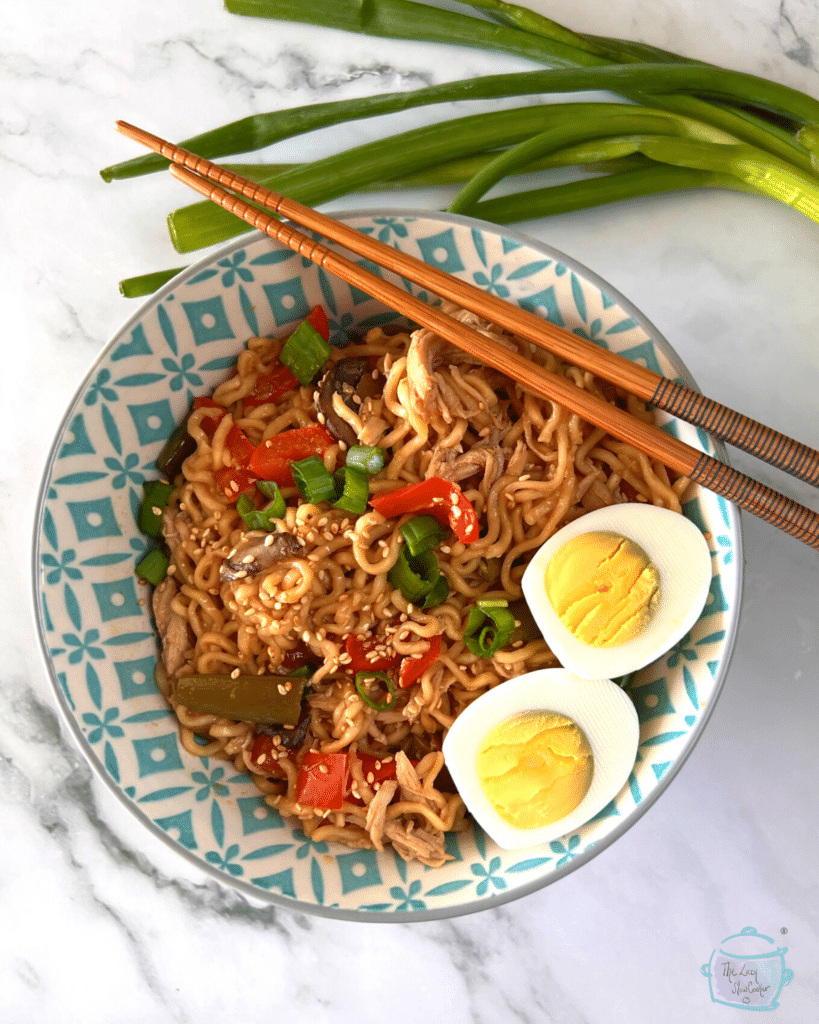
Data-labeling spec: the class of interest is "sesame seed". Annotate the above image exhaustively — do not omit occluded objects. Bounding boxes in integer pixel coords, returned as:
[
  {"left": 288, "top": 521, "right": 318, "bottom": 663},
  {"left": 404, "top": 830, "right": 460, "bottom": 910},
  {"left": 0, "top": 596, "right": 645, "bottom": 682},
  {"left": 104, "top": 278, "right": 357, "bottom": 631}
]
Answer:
[
  {"left": 264, "top": 535, "right": 274, "bottom": 547},
  {"left": 231, "top": 668, "right": 240, "bottom": 679}
]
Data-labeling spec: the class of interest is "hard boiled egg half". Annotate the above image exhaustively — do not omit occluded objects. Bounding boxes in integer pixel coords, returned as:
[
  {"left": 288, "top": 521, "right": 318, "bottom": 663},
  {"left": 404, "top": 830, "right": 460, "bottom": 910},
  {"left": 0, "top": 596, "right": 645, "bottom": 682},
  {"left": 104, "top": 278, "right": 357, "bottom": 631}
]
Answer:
[
  {"left": 521, "top": 504, "right": 713, "bottom": 680},
  {"left": 442, "top": 669, "right": 639, "bottom": 850}
]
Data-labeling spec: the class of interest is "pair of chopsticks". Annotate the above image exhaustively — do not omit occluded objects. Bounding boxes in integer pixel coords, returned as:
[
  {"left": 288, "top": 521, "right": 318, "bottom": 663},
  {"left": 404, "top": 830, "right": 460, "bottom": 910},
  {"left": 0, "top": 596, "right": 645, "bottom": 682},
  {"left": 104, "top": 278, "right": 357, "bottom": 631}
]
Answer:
[{"left": 115, "top": 121, "right": 819, "bottom": 550}]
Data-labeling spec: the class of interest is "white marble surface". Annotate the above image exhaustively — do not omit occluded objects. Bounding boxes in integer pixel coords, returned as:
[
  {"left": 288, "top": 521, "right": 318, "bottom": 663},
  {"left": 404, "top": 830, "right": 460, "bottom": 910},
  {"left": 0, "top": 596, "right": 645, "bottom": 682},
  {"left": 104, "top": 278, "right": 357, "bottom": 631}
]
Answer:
[{"left": 3, "top": 0, "right": 818, "bottom": 1020}]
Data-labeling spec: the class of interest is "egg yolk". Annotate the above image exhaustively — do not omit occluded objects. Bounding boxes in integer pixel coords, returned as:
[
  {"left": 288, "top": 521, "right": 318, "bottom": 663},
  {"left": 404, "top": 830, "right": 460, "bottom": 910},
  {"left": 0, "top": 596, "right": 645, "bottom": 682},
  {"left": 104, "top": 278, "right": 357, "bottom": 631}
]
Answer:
[
  {"left": 476, "top": 711, "right": 593, "bottom": 830},
  {"left": 544, "top": 530, "right": 660, "bottom": 648}
]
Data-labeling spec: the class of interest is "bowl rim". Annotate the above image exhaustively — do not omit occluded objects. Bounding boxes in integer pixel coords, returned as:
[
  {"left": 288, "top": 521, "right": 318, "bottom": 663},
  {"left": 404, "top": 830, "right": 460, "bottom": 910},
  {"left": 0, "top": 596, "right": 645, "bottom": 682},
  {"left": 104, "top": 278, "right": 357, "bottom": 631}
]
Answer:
[{"left": 31, "top": 207, "right": 744, "bottom": 921}]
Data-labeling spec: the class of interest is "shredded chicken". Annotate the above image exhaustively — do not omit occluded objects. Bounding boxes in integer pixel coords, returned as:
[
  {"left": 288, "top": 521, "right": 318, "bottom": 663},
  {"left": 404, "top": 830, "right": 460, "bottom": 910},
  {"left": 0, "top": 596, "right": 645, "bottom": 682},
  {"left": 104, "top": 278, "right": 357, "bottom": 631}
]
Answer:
[
  {"left": 427, "top": 431, "right": 510, "bottom": 490},
  {"left": 365, "top": 779, "right": 398, "bottom": 851},
  {"left": 405, "top": 303, "right": 518, "bottom": 429},
  {"left": 383, "top": 820, "right": 450, "bottom": 867},
  {"left": 151, "top": 578, "right": 189, "bottom": 677}
]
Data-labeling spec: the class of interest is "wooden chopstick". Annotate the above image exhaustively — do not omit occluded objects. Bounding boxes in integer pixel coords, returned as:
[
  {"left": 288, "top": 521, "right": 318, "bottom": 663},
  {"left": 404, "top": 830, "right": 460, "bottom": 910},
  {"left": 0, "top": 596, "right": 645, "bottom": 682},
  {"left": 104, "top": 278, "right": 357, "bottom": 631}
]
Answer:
[
  {"left": 115, "top": 123, "right": 819, "bottom": 549},
  {"left": 115, "top": 120, "right": 819, "bottom": 491}
]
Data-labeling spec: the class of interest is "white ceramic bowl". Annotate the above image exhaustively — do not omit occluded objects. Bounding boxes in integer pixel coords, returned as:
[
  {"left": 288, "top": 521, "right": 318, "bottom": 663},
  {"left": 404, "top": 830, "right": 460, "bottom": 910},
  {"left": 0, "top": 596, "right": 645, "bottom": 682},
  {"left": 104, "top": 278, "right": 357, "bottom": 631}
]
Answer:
[{"left": 33, "top": 210, "right": 742, "bottom": 920}]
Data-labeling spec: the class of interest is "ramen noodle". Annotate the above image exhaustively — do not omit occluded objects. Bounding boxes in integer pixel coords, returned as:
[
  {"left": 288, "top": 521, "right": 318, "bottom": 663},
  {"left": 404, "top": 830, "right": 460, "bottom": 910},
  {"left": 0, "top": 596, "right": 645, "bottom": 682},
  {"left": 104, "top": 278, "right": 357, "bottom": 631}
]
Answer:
[{"left": 148, "top": 302, "right": 688, "bottom": 867}]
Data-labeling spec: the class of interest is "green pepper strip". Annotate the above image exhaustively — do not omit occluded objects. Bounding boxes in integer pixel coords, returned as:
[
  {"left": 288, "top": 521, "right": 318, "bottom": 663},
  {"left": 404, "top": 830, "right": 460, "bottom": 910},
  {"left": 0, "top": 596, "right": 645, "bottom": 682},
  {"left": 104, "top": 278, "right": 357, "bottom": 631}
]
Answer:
[
  {"left": 464, "top": 601, "right": 516, "bottom": 657},
  {"left": 139, "top": 480, "right": 175, "bottom": 537},
  {"left": 135, "top": 548, "right": 169, "bottom": 586},
  {"left": 354, "top": 670, "right": 397, "bottom": 711},
  {"left": 279, "top": 319, "right": 333, "bottom": 386},
  {"left": 175, "top": 673, "right": 306, "bottom": 725}
]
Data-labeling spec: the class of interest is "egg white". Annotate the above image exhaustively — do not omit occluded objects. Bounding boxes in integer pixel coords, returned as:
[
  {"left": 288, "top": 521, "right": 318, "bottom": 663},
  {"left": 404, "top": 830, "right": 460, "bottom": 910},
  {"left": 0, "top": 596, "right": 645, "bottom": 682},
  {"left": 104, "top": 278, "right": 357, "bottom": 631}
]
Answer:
[
  {"left": 442, "top": 669, "right": 639, "bottom": 851},
  {"left": 521, "top": 504, "right": 713, "bottom": 681}
]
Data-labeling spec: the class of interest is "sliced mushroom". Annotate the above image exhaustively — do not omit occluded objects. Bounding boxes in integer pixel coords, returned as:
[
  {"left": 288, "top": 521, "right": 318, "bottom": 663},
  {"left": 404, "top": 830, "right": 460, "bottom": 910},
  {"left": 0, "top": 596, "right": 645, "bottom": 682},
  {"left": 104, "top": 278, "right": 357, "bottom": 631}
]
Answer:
[
  {"left": 220, "top": 530, "right": 303, "bottom": 583},
  {"left": 255, "top": 709, "right": 313, "bottom": 750},
  {"left": 315, "top": 356, "right": 380, "bottom": 447}
]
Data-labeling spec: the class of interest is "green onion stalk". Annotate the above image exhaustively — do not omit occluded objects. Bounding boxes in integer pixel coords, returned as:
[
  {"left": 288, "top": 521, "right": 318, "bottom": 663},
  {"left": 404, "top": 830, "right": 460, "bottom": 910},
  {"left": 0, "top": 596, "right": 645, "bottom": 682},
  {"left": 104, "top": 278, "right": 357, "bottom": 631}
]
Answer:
[{"left": 104, "top": 0, "right": 819, "bottom": 295}]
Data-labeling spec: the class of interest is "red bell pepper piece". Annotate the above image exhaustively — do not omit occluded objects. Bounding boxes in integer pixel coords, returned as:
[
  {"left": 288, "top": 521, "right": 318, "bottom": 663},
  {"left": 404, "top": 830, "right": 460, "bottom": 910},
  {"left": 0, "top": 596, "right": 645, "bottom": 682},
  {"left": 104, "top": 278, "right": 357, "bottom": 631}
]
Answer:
[
  {"left": 216, "top": 465, "right": 258, "bottom": 502},
  {"left": 214, "top": 422, "right": 259, "bottom": 501},
  {"left": 295, "top": 751, "right": 348, "bottom": 810},
  {"left": 250, "top": 733, "right": 292, "bottom": 780},
  {"left": 193, "top": 396, "right": 224, "bottom": 412},
  {"left": 399, "top": 634, "right": 442, "bottom": 688},
  {"left": 191, "top": 396, "right": 227, "bottom": 440},
  {"left": 370, "top": 477, "right": 479, "bottom": 544},
  {"left": 243, "top": 365, "right": 300, "bottom": 409},
  {"left": 225, "top": 423, "right": 255, "bottom": 466},
  {"left": 343, "top": 633, "right": 401, "bottom": 675},
  {"left": 306, "top": 304, "right": 330, "bottom": 341},
  {"left": 249, "top": 424, "right": 335, "bottom": 486}
]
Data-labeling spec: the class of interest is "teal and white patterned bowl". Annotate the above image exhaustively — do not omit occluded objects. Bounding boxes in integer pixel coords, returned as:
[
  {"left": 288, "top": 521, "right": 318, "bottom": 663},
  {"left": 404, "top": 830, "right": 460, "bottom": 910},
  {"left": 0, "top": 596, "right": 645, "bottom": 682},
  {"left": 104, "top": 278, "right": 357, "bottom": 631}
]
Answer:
[{"left": 33, "top": 211, "right": 742, "bottom": 920}]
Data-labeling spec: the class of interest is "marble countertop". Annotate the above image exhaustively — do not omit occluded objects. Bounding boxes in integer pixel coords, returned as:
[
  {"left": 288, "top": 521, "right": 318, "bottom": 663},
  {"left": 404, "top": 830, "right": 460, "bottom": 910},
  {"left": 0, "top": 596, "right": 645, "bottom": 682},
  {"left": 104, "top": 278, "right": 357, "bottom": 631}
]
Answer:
[{"left": 3, "top": 0, "right": 817, "bottom": 1020}]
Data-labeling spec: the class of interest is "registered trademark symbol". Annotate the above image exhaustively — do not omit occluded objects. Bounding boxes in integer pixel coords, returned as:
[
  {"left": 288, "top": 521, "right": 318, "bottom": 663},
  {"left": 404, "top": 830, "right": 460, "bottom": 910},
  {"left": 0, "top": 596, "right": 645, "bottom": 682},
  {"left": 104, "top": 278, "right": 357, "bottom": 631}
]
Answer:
[{"left": 781, "top": 927, "right": 788, "bottom": 934}]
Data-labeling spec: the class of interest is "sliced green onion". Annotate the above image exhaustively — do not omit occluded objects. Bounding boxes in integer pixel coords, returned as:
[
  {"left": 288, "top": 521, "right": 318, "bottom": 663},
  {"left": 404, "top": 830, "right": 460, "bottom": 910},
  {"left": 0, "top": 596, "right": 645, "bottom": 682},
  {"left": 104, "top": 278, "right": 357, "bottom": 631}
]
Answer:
[
  {"left": 354, "top": 670, "right": 397, "bottom": 711},
  {"left": 135, "top": 548, "right": 170, "bottom": 586},
  {"left": 236, "top": 491, "right": 286, "bottom": 531},
  {"left": 345, "top": 445, "right": 386, "bottom": 476},
  {"left": 464, "top": 600, "right": 516, "bottom": 658},
  {"left": 333, "top": 466, "right": 370, "bottom": 515},
  {"left": 279, "top": 319, "right": 332, "bottom": 386},
  {"left": 291, "top": 455, "right": 337, "bottom": 503},
  {"left": 388, "top": 547, "right": 440, "bottom": 603},
  {"left": 399, "top": 515, "right": 447, "bottom": 557},
  {"left": 119, "top": 267, "right": 186, "bottom": 298},
  {"left": 421, "top": 573, "right": 450, "bottom": 610},
  {"left": 139, "top": 480, "right": 175, "bottom": 537},
  {"left": 256, "top": 480, "right": 287, "bottom": 519}
]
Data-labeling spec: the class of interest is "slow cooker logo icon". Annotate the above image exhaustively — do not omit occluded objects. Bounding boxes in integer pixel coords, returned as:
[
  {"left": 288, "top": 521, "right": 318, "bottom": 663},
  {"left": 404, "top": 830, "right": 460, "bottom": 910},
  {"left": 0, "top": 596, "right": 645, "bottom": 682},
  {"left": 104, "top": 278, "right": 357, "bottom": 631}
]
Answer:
[{"left": 701, "top": 926, "right": 794, "bottom": 1010}]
